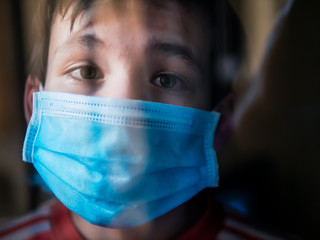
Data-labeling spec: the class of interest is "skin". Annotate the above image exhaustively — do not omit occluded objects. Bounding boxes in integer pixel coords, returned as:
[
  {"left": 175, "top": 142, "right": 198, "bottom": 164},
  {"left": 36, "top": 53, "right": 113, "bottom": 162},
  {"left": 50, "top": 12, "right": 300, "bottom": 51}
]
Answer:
[{"left": 24, "top": 1, "right": 216, "bottom": 239}]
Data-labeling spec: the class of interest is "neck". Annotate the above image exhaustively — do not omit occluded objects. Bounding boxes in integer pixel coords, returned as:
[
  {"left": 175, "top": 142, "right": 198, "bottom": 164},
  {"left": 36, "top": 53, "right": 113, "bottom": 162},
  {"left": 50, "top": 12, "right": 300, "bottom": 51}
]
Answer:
[{"left": 72, "top": 191, "right": 208, "bottom": 240}]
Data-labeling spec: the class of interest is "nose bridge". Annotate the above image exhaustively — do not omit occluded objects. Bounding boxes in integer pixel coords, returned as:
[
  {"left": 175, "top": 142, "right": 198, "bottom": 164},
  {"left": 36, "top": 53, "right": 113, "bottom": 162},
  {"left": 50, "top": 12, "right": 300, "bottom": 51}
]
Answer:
[
  {"left": 98, "top": 57, "right": 147, "bottom": 100},
  {"left": 96, "top": 19, "right": 149, "bottom": 100}
]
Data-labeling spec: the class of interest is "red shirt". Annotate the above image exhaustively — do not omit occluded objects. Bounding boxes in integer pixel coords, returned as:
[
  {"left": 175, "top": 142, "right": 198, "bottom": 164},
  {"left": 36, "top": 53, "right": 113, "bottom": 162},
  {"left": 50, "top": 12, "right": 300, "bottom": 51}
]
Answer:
[{"left": 0, "top": 199, "right": 290, "bottom": 240}]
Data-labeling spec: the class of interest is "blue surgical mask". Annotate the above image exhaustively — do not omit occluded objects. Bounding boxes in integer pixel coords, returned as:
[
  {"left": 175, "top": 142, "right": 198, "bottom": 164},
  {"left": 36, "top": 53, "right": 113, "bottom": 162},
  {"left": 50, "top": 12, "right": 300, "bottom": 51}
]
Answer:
[{"left": 23, "top": 91, "right": 220, "bottom": 227}]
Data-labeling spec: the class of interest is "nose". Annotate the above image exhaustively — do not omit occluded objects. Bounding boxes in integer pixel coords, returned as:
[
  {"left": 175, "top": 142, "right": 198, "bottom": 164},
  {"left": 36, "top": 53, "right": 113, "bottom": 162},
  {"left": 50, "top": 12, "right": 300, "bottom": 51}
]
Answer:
[{"left": 96, "top": 62, "right": 147, "bottom": 101}]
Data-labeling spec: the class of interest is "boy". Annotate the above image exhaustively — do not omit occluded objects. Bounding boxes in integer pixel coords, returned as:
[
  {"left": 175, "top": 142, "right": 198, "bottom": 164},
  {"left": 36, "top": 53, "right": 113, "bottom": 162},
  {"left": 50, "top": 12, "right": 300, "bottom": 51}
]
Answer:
[{"left": 0, "top": 0, "right": 287, "bottom": 239}]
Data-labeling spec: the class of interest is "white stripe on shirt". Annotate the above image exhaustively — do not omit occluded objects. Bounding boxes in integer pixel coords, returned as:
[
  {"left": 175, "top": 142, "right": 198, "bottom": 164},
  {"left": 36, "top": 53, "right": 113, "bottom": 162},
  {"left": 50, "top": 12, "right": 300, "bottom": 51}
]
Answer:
[{"left": 0, "top": 221, "right": 51, "bottom": 240}]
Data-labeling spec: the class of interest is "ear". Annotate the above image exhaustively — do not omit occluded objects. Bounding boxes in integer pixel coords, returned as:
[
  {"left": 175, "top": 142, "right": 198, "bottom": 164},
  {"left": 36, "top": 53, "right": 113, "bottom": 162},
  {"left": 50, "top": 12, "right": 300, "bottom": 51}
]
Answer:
[
  {"left": 213, "top": 91, "right": 236, "bottom": 153},
  {"left": 24, "top": 75, "right": 41, "bottom": 123}
]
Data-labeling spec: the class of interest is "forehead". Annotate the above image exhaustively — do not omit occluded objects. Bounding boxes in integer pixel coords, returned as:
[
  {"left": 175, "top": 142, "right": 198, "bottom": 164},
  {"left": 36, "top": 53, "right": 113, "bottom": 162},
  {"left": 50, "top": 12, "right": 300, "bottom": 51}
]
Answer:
[{"left": 49, "top": 0, "right": 212, "bottom": 60}]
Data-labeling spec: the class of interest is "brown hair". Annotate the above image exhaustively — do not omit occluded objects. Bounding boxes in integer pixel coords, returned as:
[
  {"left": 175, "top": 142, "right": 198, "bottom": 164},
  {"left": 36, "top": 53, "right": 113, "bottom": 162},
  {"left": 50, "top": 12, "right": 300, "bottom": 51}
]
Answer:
[
  {"left": 28, "top": 0, "right": 244, "bottom": 104},
  {"left": 28, "top": 0, "right": 93, "bottom": 82}
]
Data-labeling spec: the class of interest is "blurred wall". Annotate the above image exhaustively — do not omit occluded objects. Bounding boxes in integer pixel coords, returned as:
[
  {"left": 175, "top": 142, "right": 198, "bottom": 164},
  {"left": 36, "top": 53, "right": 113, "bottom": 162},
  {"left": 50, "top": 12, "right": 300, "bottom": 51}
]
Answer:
[
  {"left": 0, "top": 0, "right": 29, "bottom": 218},
  {"left": 221, "top": 1, "right": 320, "bottom": 239}
]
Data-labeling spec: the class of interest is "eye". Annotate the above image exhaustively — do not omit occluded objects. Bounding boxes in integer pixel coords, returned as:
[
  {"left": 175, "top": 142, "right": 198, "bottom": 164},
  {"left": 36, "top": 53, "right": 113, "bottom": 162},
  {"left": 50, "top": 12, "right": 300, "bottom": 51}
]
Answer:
[
  {"left": 80, "top": 66, "right": 98, "bottom": 79},
  {"left": 67, "top": 65, "right": 102, "bottom": 81},
  {"left": 152, "top": 73, "right": 186, "bottom": 89}
]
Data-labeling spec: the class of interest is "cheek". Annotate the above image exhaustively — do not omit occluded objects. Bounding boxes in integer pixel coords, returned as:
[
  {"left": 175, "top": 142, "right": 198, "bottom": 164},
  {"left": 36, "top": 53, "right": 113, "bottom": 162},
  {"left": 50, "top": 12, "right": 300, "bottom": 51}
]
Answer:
[
  {"left": 153, "top": 84, "right": 213, "bottom": 111},
  {"left": 192, "top": 58, "right": 214, "bottom": 110},
  {"left": 44, "top": 58, "right": 68, "bottom": 92},
  {"left": 44, "top": 67, "right": 58, "bottom": 91},
  {"left": 196, "top": 83, "right": 214, "bottom": 110}
]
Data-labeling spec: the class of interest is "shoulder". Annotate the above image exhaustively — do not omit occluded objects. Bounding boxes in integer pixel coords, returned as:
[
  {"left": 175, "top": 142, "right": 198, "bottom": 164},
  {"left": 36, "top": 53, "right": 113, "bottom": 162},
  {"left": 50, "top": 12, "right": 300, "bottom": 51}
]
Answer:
[
  {"left": 178, "top": 199, "right": 300, "bottom": 240},
  {"left": 0, "top": 199, "right": 56, "bottom": 240},
  {"left": 217, "top": 206, "right": 300, "bottom": 240}
]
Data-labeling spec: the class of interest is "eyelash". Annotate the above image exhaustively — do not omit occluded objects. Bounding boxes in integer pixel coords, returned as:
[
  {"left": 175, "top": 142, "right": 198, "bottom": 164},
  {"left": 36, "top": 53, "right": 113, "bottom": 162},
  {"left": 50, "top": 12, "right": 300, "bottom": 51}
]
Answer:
[
  {"left": 151, "top": 72, "right": 189, "bottom": 91},
  {"left": 65, "top": 64, "right": 103, "bottom": 81},
  {"left": 65, "top": 65, "right": 190, "bottom": 91}
]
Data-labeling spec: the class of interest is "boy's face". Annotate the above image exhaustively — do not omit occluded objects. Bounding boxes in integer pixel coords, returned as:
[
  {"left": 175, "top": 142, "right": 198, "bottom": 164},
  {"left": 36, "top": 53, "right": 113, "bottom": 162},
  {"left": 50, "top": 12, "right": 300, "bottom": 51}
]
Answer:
[{"left": 45, "top": 0, "right": 214, "bottom": 110}]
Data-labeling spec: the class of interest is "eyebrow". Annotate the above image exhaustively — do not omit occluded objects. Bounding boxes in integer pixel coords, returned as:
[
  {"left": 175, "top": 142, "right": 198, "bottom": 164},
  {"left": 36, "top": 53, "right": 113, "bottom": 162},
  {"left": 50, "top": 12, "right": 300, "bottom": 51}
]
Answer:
[
  {"left": 148, "top": 40, "right": 201, "bottom": 74},
  {"left": 77, "top": 34, "right": 101, "bottom": 50},
  {"left": 56, "top": 33, "right": 103, "bottom": 55},
  {"left": 57, "top": 34, "right": 201, "bottom": 74}
]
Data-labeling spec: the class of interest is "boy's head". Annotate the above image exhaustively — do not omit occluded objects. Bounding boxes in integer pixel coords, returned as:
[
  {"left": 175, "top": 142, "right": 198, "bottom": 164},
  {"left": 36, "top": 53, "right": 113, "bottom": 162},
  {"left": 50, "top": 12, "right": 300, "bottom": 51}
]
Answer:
[
  {"left": 23, "top": 0, "right": 244, "bottom": 235},
  {"left": 26, "top": 0, "right": 243, "bottom": 118}
]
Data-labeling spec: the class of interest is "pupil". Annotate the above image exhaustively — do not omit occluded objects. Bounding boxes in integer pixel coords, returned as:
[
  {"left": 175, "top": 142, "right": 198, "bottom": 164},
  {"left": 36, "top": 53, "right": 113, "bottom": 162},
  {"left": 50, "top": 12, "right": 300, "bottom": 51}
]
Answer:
[
  {"left": 160, "top": 75, "right": 176, "bottom": 88},
  {"left": 80, "top": 67, "right": 97, "bottom": 79}
]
